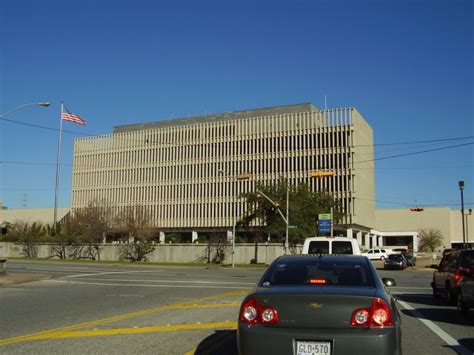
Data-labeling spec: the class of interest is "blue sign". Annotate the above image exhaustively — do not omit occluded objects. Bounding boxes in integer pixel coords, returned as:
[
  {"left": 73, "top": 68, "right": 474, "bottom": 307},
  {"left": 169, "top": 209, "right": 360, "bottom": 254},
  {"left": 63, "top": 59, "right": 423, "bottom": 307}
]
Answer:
[{"left": 318, "top": 219, "right": 332, "bottom": 233}]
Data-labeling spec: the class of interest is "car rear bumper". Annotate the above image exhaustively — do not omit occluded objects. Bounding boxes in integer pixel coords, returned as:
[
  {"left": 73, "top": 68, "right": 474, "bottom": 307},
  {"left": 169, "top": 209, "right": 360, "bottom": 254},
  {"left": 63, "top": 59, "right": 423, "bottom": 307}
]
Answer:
[
  {"left": 384, "top": 264, "right": 404, "bottom": 270},
  {"left": 238, "top": 323, "right": 401, "bottom": 355}
]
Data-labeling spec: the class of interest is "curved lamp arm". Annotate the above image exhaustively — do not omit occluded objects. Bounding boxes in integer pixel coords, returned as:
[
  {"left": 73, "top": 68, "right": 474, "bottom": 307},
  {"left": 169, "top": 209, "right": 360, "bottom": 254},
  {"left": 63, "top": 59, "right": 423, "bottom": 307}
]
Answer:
[{"left": 0, "top": 102, "right": 50, "bottom": 119}]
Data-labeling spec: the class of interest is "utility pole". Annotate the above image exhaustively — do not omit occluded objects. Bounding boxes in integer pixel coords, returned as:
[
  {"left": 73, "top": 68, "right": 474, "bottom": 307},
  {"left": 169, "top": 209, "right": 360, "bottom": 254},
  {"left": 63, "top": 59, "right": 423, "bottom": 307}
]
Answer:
[{"left": 459, "top": 181, "right": 466, "bottom": 249}]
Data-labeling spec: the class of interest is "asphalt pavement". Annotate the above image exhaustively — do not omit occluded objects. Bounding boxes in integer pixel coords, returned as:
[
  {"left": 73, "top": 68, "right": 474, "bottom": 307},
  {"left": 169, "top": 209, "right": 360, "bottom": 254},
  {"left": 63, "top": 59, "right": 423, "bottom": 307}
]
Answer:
[{"left": 0, "top": 259, "right": 473, "bottom": 355}]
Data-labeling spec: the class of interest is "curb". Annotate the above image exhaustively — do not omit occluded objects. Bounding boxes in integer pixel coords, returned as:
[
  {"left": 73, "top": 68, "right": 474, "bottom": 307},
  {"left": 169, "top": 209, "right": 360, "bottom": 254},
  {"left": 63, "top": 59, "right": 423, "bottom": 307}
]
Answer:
[{"left": 0, "top": 272, "right": 50, "bottom": 286}]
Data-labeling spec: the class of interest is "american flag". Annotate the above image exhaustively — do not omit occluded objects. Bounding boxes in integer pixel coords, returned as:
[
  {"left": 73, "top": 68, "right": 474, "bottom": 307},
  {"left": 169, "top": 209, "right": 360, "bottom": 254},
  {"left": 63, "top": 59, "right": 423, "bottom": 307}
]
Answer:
[{"left": 62, "top": 106, "right": 86, "bottom": 125}]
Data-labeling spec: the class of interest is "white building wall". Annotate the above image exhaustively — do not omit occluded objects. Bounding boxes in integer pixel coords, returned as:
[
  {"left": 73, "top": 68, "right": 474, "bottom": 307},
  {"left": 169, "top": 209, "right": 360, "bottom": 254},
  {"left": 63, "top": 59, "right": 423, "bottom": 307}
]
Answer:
[{"left": 71, "top": 104, "right": 375, "bottom": 231}]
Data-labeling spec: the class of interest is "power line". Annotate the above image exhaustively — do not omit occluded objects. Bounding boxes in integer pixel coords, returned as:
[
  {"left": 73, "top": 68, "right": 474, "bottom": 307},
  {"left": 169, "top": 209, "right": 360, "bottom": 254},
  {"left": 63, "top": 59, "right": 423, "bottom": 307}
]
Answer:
[
  {"left": 2, "top": 114, "right": 474, "bottom": 149},
  {"left": 0, "top": 160, "right": 72, "bottom": 167},
  {"left": 354, "top": 141, "right": 474, "bottom": 164},
  {"left": 361, "top": 135, "right": 474, "bottom": 147},
  {"left": 357, "top": 196, "right": 474, "bottom": 208}
]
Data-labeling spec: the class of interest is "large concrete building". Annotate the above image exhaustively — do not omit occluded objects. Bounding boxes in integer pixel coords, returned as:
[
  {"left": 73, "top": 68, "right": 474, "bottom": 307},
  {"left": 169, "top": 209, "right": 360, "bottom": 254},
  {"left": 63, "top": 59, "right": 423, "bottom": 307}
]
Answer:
[
  {"left": 2, "top": 103, "right": 471, "bottom": 252},
  {"left": 71, "top": 103, "right": 375, "bottom": 240}
]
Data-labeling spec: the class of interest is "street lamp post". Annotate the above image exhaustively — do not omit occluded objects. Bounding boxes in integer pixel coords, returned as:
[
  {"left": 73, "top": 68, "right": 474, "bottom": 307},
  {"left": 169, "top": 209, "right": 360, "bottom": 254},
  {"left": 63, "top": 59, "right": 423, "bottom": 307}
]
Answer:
[
  {"left": 459, "top": 181, "right": 466, "bottom": 249},
  {"left": 256, "top": 188, "right": 290, "bottom": 253},
  {"left": 219, "top": 170, "right": 250, "bottom": 268},
  {"left": 465, "top": 208, "right": 472, "bottom": 248},
  {"left": 0, "top": 102, "right": 51, "bottom": 119}
]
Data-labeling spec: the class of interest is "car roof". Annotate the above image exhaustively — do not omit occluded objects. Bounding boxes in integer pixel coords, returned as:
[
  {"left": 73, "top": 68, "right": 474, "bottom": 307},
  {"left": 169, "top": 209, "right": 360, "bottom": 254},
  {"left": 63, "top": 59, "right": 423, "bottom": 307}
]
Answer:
[
  {"left": 277, "top": 254, "right": 368, "bottom": 263},
  {"left": 303, "top": 237, "right": 358, "bottom": 242}
]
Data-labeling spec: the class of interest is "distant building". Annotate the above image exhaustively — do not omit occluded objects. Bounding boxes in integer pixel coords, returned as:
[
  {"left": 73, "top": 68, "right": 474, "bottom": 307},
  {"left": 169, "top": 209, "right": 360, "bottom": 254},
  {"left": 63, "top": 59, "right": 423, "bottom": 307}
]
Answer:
[
  {"left": 375, "top": 207, "right": 473, "bottom": 250},
  {"left": 0, "top": 208, "right": 70, "bottom": 226},
  {"left": 71, "top": 103, "right": 376, "bottom": 243}
]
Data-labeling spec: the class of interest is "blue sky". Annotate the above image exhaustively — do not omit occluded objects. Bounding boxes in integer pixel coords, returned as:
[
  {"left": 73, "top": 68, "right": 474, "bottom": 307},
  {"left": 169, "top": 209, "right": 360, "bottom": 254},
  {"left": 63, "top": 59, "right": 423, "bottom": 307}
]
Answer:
[{"left": 1, "top": 0, "right": 473, "bottom": 210}]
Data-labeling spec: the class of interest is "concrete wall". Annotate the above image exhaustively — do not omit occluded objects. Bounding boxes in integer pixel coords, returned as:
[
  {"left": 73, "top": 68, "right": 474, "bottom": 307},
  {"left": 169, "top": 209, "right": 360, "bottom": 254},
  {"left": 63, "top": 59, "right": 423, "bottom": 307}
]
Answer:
[
  {"left": 0, "top": 242, "right": 295, "bottom": 265},
  {"left": 351, "top": 108, "right": 375, "bottom": 228}
]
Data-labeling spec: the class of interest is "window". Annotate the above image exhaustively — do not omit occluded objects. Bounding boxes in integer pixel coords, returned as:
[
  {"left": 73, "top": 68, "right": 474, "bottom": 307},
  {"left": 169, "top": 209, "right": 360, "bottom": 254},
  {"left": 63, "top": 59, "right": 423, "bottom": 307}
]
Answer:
[
  {"left": 308, "top": 241, "right": 329, "bottom": 254},
  {"left": 261, "top": 259, "right": 374, "bottom": 287},
  {"left": 332, "top": 241, "right": 353, "bottom": 254},
  {"left": 461, "top": 251, "right": 474, "bottom": 268}
]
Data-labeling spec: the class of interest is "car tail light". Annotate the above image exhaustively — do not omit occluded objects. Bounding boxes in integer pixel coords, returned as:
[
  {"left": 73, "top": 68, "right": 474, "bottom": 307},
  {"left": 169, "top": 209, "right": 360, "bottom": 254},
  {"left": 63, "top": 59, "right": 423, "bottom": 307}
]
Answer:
[
  {"left": 454, "top": 268, "right": 471, "bottom": 285},
  {"left": 309, "top": 278, "right": 327, "bottom": 285},
  {"left": 350, "top": 298, "right": 393, "bottom": 327},
  {"left": 239, "top": 296, "right": 279, "bottom": 324}
]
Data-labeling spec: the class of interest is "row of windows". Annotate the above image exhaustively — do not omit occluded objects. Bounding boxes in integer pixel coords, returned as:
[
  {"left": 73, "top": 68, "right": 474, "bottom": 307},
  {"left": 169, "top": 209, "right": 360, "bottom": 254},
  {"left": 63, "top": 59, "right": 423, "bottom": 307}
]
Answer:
[
  {"left": 74, "top": 175, "right": 352, "bottom": 203},
  {"left": 73, "top": 153, "right": 353, "bottom": 188},
  {"left": 106, "top": 109, "right": 351, "bottom": 149},
  {"left": 75, "top": 129, "right": 352, "bottom": 170},
  {"left": 73, "top": 188, "right": 354, "bottom": 228}
]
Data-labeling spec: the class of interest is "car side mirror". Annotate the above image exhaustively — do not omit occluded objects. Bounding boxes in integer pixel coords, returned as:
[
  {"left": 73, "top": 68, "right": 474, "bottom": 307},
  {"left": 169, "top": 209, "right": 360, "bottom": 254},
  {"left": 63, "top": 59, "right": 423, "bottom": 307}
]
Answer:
[
  {"left": 430, "top": 264, "right": 439, "bottom": 269},
  {"left": 382, "top": 277, "right": 396, "bottom": 287}
]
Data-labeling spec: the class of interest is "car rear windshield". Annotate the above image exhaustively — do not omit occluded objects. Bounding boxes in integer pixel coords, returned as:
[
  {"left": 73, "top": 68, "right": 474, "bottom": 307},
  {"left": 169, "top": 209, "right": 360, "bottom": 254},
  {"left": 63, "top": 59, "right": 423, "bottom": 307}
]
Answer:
[
  {"left": 388, "top": 254, "right": 403, "bottom": 260},
  {"left": 461, "top": 250, "right": 474, "bottom": 268},
  {"left": 308, "top": 241, "right": 329, "bottom": 254},
  {"left": 332, "top": 241, "right": 354, "bottom": 254},
  {"left": 261, "top": 258, "right": 375, "bottom": 287}
]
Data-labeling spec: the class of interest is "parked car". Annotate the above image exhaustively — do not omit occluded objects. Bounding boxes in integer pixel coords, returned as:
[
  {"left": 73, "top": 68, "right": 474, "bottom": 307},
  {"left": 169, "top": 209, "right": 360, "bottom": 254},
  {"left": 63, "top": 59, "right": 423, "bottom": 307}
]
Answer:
[
  {"left": 384, "top": 254, "right": 407, "bottom": 270},
  {"left": 362, "top": 248, "right": 392, "bottom": 260},
  {"left": 238, "top": 255, "right": 402, "bottom": 355},
  {"left": 404, "top": 253, "right": 416, "bottom": 267},
  {"left": 431, "top": 249, "right": 474, "bottom": 314},
  {"left": 301, "top": 237, "right": 361, "bottom": 255}
]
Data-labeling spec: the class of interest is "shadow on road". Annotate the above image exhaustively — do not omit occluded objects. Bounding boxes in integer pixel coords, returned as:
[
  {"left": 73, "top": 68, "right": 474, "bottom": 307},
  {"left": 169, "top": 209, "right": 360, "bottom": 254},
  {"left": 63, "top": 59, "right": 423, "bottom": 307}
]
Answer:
[
  {"left": 396, "top": 293, "right": 440, "bottom": 307},
  {"left": 398, "top": 294, "right": 474, "bottom": 327},
  {"left": 194, "top": 329, "right": 237, "bottom": 355},
  {"left": 458, "top": 338, "right": 474, "bottom": 352}
]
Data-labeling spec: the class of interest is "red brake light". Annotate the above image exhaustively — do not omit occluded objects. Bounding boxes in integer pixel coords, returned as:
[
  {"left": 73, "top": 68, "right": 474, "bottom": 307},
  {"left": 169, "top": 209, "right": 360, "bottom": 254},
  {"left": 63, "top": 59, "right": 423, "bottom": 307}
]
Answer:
[
  {"left": 239, "top": 296, "right": 279, "bottom": 324},
  {"left": 309, "top": 278, "right": 327, "bottom": 285},
  {"left": 454, "top": 268, "right": 470, "bottom": 285},
  {"left": 350, "top": 298, "right": 393, "bottom": 327}
]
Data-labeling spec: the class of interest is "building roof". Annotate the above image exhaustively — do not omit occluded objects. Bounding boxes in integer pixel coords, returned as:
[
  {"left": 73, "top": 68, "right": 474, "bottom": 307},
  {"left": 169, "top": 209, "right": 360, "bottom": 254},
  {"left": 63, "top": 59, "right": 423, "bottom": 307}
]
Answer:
[{"left": 113, "top": 103, "right": 318, "bottom": 133}]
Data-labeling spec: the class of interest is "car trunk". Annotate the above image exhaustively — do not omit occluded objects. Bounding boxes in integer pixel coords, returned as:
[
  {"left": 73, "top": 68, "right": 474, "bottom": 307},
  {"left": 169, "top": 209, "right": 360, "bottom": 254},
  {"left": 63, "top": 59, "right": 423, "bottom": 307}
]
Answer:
[{"left": 256, "top": 286, "right": 377, "bottom": 330}]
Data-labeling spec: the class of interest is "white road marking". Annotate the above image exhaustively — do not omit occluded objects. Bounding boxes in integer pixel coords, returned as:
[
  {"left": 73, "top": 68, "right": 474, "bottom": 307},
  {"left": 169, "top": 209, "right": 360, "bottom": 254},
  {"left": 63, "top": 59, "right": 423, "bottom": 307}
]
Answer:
[
  {"left": 43, "top": 279, "right": 248, "bottom": 289},
  {"left": 397, "top": 300, "right": 472, "bottom": 355},
  {"left": 7, "top": 266, "right": 98, "bottom": 272},
  {"left": 68, "top": 277, "right": 255, "bottom": 285},
  {"left": 66, "top": 270, "right": 162, "bottom": 278}
]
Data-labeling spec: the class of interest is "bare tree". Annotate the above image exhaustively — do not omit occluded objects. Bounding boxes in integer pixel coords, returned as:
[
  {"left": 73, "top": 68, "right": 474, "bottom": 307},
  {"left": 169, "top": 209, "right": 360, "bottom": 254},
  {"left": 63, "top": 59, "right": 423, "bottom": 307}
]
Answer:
[
  {"left": 118, "top": 205, "right": 156, "bottom": 262},
  {"left": 8, "top": 221, "right": 44, "bottom": 258},
  {"left": 418, "top": 228, "right": 444, "bottom": 252},
  {"left": 67, "top": 200, "right": 113, "bottom": 260}
]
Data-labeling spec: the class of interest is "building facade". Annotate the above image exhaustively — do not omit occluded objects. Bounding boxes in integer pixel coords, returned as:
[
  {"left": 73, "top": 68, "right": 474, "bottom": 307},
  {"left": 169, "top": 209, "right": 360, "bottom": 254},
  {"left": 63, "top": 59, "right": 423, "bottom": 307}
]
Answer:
[{"left": 71, "top": 103, "right": 375, "bottom": 236}]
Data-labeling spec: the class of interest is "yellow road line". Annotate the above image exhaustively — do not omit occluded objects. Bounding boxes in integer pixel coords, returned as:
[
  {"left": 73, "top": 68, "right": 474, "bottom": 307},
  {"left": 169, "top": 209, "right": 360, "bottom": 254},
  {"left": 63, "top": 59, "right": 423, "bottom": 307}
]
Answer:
[
  {"left": 0, "top": 290, "right": 247, "bottom": 347},
  {"left": 29, "top": 322, "right": 238, "bottom": 340}
]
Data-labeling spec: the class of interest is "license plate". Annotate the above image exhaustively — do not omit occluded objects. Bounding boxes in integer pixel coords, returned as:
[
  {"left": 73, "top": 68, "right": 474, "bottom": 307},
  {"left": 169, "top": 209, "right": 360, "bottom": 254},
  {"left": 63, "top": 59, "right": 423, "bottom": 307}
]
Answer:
[{"left": 296, "top": 341, "right": 331, "bottom": 355}]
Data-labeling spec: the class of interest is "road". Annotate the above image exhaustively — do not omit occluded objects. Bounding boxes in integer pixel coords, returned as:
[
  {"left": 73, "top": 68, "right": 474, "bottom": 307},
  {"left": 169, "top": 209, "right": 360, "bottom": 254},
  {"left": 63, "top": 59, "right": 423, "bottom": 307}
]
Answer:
[{"left": 0, "top": 260, "right": 473, "bottom": 355}]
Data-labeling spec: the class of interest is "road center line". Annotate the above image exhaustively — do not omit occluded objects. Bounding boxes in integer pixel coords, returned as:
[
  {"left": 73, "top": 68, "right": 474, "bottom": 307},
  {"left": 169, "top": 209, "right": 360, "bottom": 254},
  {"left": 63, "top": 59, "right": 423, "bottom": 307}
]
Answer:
[
  {"left": 32, "top": 322, "right": 238, "bottom": 340},
  {"left": 397, "top": 300, "right": 472, "bottom": 355},
  {"left": 66, "top": 277, "right": 255, "bottom": 285},
  {"left": 66, "top": 270, "right": 163, "bottom": 278},
  {"left": 44, "top": 279, "right": 249, "bottom": 289},
  {"left": 0, "top": 290, "right": 246, "bottom": 347}
]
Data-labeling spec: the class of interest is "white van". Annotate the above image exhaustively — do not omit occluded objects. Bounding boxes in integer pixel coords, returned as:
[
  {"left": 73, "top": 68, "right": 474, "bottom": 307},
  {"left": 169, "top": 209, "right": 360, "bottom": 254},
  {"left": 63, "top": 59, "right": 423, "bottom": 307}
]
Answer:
[{"left": 301, "top": 237, "right": 361, "bottom": 255}]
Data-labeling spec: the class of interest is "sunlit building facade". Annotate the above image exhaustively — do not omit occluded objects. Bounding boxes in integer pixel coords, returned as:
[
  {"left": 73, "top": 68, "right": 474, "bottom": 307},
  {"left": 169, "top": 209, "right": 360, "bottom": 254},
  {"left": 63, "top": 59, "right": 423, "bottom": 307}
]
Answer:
[{"left": 71, "top": 103, "right": 375, "bottom": 237}]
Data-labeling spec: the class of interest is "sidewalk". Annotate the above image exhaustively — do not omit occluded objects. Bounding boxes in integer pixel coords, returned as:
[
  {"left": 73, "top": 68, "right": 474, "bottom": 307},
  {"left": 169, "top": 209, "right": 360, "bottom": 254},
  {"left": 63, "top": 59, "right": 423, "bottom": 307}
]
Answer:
[{"left": 0, "top": 272, "right": 49, "bottom": 286}]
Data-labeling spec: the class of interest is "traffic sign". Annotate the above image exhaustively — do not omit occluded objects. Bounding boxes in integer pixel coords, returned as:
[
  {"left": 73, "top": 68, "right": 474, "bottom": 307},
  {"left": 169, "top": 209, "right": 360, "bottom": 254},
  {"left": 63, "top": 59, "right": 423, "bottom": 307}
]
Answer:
[
  {"left": 288, "top": 225, "right": 298, "bottom": 229},
  {"left": 318, "top": 213, "right": 331, "bottom": 220},
  {"left": 318, "top": 219, "right": 332, "bottom": 233}
]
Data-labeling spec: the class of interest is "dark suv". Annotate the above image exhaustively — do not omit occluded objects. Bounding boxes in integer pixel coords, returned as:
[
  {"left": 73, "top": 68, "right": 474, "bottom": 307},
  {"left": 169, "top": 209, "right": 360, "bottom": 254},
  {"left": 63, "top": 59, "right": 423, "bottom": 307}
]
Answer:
[{"left": 431, "top": 249, "right": 474, "bottom": 314}]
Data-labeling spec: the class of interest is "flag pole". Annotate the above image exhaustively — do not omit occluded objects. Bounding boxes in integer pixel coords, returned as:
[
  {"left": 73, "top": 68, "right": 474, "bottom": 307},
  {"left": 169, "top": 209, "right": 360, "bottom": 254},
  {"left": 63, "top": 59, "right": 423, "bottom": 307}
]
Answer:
[{"left": 53, "top": 101, "right": 64, "bottom": 228}]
